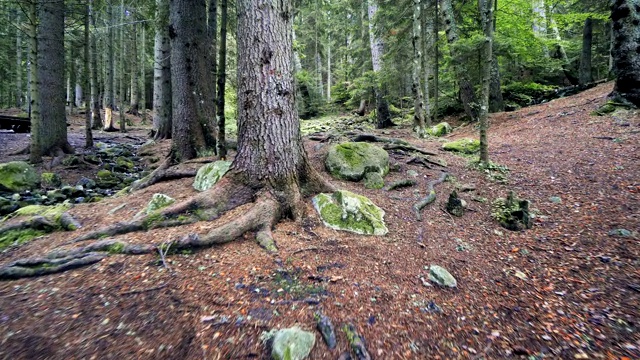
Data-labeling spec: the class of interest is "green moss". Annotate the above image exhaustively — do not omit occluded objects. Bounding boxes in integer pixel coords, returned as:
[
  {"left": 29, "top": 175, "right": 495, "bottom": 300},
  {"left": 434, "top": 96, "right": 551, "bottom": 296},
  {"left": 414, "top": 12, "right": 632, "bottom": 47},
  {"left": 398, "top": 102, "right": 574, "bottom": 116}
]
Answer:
[
  {"left": 312, "top": 190, "right": 387, "bottom": 235},
  {"left": 9, "top": 203, "right": 71, "bottom": 224},
  {"left": 491, "top": 191, "right": 532, "bottom": 231},
  {"left": 0, "top": 228, "right": 46, "bottom": 251},
  {"left": 116, "top": 157, "right": 135, "bottom": 171},
  {"left": 107, "top": 242, "right": 126, "bottom": 254},
  {"left": 442, "top": 138, "right": 480, "bottom": 154},
  {"left": 40, "top": 172, "right": 62, "bottom": 188},
  {"left": 97, "top": 170, "right": 112, "bottom": 179},
  {"left": 193, "top": 161, "right": 232, "bottom": 191},
  {"left": 426, "top": 122, "right": 452, "bottom": 137},
  {"left": 325, "top": 142, "right": 389, "bottom": 181},
  {"left": 143, "top": 213, "right": 165, "bottom": 229},
  {"left": 469, "top": 160, "right": 510, "bottom": 183},
  {"left": 364, "top": 172, "right": 384, "bottom": 189},
  {"left": 0, "top": 161, "right": 39, "bottom": 192}
]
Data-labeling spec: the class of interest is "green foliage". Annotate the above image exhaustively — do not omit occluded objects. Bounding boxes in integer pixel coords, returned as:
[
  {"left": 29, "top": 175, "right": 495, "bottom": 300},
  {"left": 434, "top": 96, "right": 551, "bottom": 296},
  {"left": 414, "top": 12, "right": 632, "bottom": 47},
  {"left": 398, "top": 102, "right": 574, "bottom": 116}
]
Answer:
[
  {"left": 502, "top": 82, "right": 558, "bottom": 106},
  {"left": 295, "top": 70, "right": 325, "bottom": 119},
  {"left": 0, "top": 229, "right": 46, "bottom": 251}
]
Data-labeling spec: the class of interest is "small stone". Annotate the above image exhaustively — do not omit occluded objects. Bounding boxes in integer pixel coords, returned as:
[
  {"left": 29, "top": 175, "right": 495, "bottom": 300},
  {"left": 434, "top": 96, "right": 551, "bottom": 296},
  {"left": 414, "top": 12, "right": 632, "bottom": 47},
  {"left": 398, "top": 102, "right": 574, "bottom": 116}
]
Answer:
[
  {"left": 514, "top": 270, "right": 527, "bottom": 280},
  {"left": 428, "top": 265, "right": 457, "bottom": 288},
  {"left": 541, "top": 334, "right": 552, "bottom": 341},
  {"left": 608, "top": 228, "right": 631, "bottom": 237},
  {"left": 549, "top": 196, "right": 562, "bottom": 204},
  {"left": 407, "top": 170, "right": 419, "bottom": 177},
  {"left": 146, "top": 193, "right": 175, "bottom": 214},
  {"left": 267, "top": 326, "right": 315, "bottom": 360},
  {"left": 193, "top": 161, "right": 232, "bottom": 191}
]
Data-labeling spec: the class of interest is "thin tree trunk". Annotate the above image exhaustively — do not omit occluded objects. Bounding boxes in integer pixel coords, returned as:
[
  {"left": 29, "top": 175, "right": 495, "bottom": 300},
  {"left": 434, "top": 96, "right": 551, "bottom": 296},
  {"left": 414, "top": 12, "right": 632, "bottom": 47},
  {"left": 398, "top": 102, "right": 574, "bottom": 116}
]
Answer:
[
  {"left": 433, "top": 0, "right": 439, "bottom": 121},
  {"left": 411, "top": 0, "right": 426, "bottom": 137},
  {"left": 140, "top": 26, "right": 147, "bottom": 123},
  {"left": 89, "top": 0, "right": 103, "bottom": 130},
  {"left": 579, "top": 17, "right": 593, "bottom": 85},
  {"left": 216, "top": 0, "right": 228, "bottom": 158},
  {"left": 420, "top": 0, "right": 432, "bottom": 125},
  {"left": 368, "top": 0, "right": 393, "bottom": 128},
  {"left": 68, "top": 44, "right": 77, "bottom": 115},
  {"left": 170, "top": 0, "right": 217, "bottom": 161},
  {"left": 118, "top": 0, "right": 126, "bottom": 132},
  {"left": 479, "top": 0, "right": 494, "bottom": 163},
  {"left": 208, "top": 0, "right": 218, "bottom": 126},
  {"left": 153, "top": 0, "right": 171, "bottom": 139},
  {"left": 84, "top": 0, "right": 93, "bottom": 148},
  {"left": 104, "top": 2, "right": 117, "bottom": 131},
  {"left": 441, "top": 0, "right": 478, "bottom": 121},
  {"left": 16, "top": 11, "right": 23, "bottom": 109},
  {"left": 129, "top": 22, "right": 139, "bottom": 114},
  {"left": 488, "top": 0, "right": 504, "bottom": 112},
  {"left": 327, "top": 35, "right": 331, "bottom": 103},
  {"left": 27, "top": 0, "right": 39, "bottom": 141}
]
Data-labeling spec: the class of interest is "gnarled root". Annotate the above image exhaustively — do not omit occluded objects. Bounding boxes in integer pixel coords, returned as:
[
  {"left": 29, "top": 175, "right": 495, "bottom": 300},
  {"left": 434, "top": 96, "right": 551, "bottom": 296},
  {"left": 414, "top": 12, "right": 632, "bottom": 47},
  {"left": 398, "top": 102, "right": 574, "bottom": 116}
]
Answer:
[
  {"left": 0, "top": 252, "right": 106, "bottom": 280},
  {"left": 413, "top": 172, "right": 449, "bottom": 221}
]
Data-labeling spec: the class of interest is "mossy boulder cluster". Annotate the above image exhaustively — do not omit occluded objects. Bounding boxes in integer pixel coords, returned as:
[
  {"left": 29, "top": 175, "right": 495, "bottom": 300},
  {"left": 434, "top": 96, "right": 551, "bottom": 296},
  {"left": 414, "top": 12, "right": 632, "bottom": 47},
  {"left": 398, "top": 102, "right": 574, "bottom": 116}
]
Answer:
[
  {"left": 427, "top": 122, "right": 452, "bottom": 137},
  {"left": 193, "top": 161, "right": 232, "bottom": 191},
  {"left": 312, "top": 190, "right": 387, "bottom": 235},
  {"left": 1, "top": 203, "right": 78, "bottom": 251},
  {"left": 325, "top": 142, "right": 389, "bottom": 183},
  {"left": 146, "top": 193, "right": 175, "bottom": 214},
  {"left": 442, "top": 138, "right": 480, "bottom": 154},
  {"left": 0, "top": 161, "right": 39, "bottom": 193}
]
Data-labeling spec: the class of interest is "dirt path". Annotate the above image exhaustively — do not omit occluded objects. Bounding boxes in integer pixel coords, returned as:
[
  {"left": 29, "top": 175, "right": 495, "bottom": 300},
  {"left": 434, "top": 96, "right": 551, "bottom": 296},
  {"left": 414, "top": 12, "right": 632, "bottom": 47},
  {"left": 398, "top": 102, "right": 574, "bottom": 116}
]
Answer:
[{"left": 0, "top": 83, "right": 638, "bottom": 359}]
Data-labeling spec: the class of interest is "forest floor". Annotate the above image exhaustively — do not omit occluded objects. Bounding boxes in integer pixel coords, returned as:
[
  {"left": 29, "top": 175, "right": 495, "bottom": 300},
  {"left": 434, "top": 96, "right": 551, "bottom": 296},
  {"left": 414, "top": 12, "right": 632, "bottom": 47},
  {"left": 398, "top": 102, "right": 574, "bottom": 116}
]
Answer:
[{"left": 0, "top": 82, "right": 638, "bottom": 359}]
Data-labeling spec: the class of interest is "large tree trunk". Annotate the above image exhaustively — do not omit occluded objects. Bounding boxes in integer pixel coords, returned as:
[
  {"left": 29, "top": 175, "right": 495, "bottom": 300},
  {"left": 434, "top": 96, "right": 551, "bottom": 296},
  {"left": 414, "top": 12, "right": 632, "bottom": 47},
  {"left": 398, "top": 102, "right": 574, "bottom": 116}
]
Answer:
[
  {"left": 441, "top": 0, "right": 478, "bottom": 121},
  {"left": 433, "top": 0, "right": 439, "bottom": 121},
  {"left": 152, "top": 0, "right": 172, "bottom": 139},
  {"left": 609, "top": 0, "right": 640, "bottom": 105},
  {"left": 89, "top": 0, "right": 103, "bottom": 130},
  {"left": 216, "top": 0, "right": 228, "bottom": 158},
  {"left": 411, "top": 0, "right": 426, "bottom": 137},
  {"left": 234, "top": 0, "right": 330, "bottom": 216},
  {"left": 479, "top": 0, "right": 494, "bottom": 163},
  {"left": 31, "top": 0, "right": 73, "bottom": 163},
  {"left": 170, "top": 0, "right": 217, "bottom": 161},
  {"left": 579, "top": 17, "right": 593, "bottom": 85},
  {"left": 103, "top": 3, "right": 117, "bottom": 131},
  {"left": 368, "top": 0, "right": 394, "bottom": 129}
]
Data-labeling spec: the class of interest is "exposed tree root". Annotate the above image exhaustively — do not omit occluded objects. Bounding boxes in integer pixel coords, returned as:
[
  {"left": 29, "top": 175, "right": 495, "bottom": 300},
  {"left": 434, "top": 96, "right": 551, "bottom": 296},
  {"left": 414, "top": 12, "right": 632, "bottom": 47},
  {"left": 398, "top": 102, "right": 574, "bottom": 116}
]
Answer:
[
  {"left": 384, "top": 143, "right": 437, "bottom": 156},
  {"left": 129, "top": 154, "right": 205, "bottom": 192},
  {"left": 347, "top": 132, "right": 410, "bottom": 145},
  {"left": 0, "top": 253, "right": 106, "bottom": 280},
  {"left": 0, "top": 212, "right": 81, "bottom": 235},
  {"left": 407, "top": 155, "right": 447, "bottom": 168},
  {"left": 413, "top": 172, "right": 449, "bottom": 221},
  {"left": 385, "top": 179, "right": 417, "bottom": 191}
]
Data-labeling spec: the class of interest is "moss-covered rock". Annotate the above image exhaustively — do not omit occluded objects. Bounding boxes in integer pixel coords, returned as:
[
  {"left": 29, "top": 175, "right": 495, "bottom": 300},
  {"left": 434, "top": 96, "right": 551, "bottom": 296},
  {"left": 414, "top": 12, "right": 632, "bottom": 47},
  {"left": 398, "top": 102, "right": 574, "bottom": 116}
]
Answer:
[
  {"left": 0, "top": 228, "right": 47, "bottom": 251},
  {"left": 96, "top": 170, "right": 121, "bottom": 189},
  {"left": 364, "top": 172, "right": 384, "bottom": 189},
  {"left": 312, "top": 190, "right": 387, "bottom": 235},
  {"left": 264, "top": 327, "right": 316, "bottom": 360},
  {"left": 427, "top": 122, "right": 452, "bottom": 137},
  {"left": 61, "top": 155, "right": 81, "bottom": 166},
  {"left": 193, "top": 161, "right": 232, "bottom": 191},
  {"left": 40, "top": 172, "right": 62, "bottom": 189},
  {"left": 11, "top": 203, "right": 72, "bottom": 222},
  {"left": 146, "top": 193, "right": 176, "bottom": 214},
  {"left": 442, "top": 138, "right": 480, "bottom": 154},
  {"left": 325, "top": 142, "right": 389, "bottom": 181},
  {"left": 0, "top": 161, "right": 39, "bottom": 192},
  {"left": 115, "top": 157, "right": 135, "bottom": 172},
  {"left": 428, "top": 265, "right": 457, "bottom": 288},
  {"left": 491, "top": 191, "right": 532, "bottom": 231}
]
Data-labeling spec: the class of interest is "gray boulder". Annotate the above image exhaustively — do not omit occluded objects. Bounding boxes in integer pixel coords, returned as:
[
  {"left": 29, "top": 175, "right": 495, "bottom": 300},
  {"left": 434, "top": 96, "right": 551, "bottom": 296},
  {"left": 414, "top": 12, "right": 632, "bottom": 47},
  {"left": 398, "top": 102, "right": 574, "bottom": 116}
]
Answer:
[
  {"left": 146, "top": 193, "right": 176, "bottom": 214},
  {"left": 265, "top": 327, "right": 315, "bottom": 360},
  {"left": 428, "top": 265, "right": 457, "bottom": 288},
  {"left": 312, "top": 190, "right": 387, "bottom": 235},
  {"left": 193, "top": 161, "right": 232, "bottom": 191}
]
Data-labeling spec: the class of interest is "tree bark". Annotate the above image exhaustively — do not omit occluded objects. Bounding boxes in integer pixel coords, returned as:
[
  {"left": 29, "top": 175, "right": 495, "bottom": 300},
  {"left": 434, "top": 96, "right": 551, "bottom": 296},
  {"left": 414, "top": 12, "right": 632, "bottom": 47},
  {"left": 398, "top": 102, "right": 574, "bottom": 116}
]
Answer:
[
  {"left": 367, "top": 0, "right": 393, "bottom": 129},
  {"left": 67, "top": 41, "right": 77, "bottom": 115},
  {"left": 208, "top": 0, "right": 218, "bottom": 127},
  {"left": 488, "top": 0, "right": 503, "bottom": 112},
  {"left": 27, "top": 0, "right": 39, "bottom": 143},
  {"left": 31, "top": 0, "right": 73, "bottom": 162},
  {"left": 441, "top": 0, "right": 478, "bottom": 121},
  {"left": 216, "top": 0, "right": 228, "bottom": 158},
  {"left": 579, "top": 17, "right": 593, "bottom": 86},
  {"left": 170, "top": 0, "right": 217, "bottom": 161},
  {"left": 234, "top": 0, "right": 331, "bottom": 216},
  {"left": 609, "top": 0, "right": 640, "bottom": 106},
  {"left": 89, "top": 0, "right": 103, "bottom": 130},
  {"left": 152, "top": 0, "right": 171, "bottom": 139},
  {"left": 411, "top": 0, "right": 426, "bottom": 137}
]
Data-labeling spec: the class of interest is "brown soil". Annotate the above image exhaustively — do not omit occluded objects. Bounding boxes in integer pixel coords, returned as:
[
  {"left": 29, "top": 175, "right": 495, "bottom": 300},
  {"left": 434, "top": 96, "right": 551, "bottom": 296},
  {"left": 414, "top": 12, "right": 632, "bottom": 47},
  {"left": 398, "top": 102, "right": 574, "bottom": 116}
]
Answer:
[{"left": 0, "top": 83, "right": 638, "bottom": 359}]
